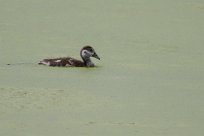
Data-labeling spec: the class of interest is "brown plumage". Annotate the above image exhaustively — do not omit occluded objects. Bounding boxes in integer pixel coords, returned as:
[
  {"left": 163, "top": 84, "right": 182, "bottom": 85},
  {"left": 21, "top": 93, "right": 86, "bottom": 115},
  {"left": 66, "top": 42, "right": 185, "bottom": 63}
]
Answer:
[{"left": 38, "top": 46, "right": 100, "bottom": 67}]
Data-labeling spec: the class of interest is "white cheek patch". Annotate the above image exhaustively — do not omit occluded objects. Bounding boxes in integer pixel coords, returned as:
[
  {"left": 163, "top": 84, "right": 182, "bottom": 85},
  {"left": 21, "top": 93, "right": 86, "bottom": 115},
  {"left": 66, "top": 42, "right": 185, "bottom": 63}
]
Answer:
[
  {"left": 55, "top": 60, "right": 61, "bottom": 63},
  {"left": 82, "top": 50, "right": 87, "bottom": 57},
  {"left": 82, "top": 50, "right": 93, "bottom": 57}
]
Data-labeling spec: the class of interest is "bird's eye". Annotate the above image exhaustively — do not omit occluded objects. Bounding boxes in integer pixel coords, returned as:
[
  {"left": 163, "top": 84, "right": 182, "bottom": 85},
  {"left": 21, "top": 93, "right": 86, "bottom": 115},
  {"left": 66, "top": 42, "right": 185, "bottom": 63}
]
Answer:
[{"left": 89, "top": 48, "right": 93, "bottom": 52}]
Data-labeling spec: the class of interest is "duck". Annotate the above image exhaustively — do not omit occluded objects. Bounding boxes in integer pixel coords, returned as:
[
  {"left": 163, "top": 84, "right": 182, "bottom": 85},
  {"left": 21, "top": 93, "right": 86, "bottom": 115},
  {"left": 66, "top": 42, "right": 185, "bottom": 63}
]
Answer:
[{"left": 38, "top": 46, "right": 100, "bottom": 67}]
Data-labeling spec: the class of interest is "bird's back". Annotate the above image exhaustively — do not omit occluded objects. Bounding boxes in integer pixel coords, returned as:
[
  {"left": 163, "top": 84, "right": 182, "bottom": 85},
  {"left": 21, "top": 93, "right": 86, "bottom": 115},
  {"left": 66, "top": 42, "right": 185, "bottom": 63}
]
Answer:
[{"left": 39, "top": 57, "right": 85, "bottom": 67}]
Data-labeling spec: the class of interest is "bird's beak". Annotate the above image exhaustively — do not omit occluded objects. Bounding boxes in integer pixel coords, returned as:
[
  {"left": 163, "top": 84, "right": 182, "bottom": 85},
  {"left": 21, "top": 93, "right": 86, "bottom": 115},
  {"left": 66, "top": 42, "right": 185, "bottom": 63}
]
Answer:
[{"left": 92, "top": 53, "right": 100, "bottom": 60}]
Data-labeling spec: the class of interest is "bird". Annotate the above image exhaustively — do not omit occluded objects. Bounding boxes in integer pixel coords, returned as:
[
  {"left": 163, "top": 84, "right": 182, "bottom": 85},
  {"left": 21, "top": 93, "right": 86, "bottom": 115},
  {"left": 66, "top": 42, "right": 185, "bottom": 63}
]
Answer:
[{"left": 38, "top": 46, "right": 100, "bottom": 67}]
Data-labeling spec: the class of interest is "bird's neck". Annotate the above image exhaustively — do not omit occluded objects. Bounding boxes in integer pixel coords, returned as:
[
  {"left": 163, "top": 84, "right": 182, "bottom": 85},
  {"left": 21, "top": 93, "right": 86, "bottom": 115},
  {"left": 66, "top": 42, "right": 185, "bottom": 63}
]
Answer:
[{"left": 82, "top": 57, "right": 94, "bottom": 67}]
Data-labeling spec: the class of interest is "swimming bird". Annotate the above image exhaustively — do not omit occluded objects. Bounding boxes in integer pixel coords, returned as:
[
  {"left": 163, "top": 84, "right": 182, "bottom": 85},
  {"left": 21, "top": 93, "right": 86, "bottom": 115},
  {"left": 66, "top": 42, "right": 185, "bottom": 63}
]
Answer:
[{"left": 38, "top": 46, "right": 100, "bottom": 67}]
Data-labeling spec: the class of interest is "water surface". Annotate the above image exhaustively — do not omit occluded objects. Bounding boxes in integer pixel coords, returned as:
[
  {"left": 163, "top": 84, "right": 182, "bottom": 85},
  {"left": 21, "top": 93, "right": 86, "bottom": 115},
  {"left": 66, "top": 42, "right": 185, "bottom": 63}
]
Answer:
[{"left": 0, "top": 0, "right": 204, "bottom": 136}]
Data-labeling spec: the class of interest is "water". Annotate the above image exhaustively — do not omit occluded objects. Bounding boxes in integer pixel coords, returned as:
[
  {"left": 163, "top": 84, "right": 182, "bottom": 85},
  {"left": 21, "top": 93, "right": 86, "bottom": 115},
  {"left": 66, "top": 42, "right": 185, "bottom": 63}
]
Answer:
[{"left": 0, "top": 0, "right": 204, "bottom": 135}]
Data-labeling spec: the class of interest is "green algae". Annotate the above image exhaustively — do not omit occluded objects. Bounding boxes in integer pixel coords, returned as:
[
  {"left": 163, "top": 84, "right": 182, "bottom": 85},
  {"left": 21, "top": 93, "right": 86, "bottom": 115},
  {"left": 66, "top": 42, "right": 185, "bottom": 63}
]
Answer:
[{"left": 0, "top": 0, "right": 204, "bottom": 136}]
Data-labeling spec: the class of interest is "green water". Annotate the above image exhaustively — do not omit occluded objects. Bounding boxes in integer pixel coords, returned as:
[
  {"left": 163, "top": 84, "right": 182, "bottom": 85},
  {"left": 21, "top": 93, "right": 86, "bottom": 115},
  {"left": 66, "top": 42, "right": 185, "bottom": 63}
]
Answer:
[{"left": 0, "top": 0, "right": 204, "bottom": 135}]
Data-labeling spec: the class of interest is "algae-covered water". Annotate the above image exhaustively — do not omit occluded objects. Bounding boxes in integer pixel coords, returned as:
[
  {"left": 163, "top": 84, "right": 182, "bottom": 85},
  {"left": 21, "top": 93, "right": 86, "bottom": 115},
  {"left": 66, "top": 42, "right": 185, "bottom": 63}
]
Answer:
[{"left": 0, "top": 0, "right": 204, "bottom": 136}]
